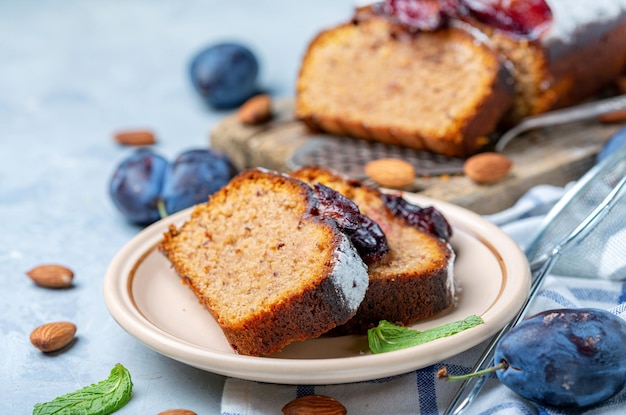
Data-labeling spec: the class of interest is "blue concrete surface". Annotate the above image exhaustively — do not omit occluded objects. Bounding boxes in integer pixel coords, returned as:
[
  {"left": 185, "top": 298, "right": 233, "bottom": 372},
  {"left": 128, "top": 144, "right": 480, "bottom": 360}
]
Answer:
[{"left": 0, "top": 1, "right": 353, "bottom": 413}]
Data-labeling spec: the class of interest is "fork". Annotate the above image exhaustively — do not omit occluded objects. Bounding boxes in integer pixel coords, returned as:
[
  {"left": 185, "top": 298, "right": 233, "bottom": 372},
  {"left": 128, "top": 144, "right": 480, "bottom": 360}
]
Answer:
[{"left": 495, "top": 94, "right": 626, "bottom": 152}]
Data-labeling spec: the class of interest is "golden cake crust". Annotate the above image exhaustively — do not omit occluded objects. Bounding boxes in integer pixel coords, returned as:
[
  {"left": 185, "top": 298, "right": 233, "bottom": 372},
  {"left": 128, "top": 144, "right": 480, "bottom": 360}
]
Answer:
[{"left": 475, "top": 20, "right": 626, "bottom": 123}]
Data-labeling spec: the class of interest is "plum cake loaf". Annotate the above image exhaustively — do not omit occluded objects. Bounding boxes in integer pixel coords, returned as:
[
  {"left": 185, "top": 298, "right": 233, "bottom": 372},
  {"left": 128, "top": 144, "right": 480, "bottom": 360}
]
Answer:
[
  {"left": 292, "top": 166, "right": 456, "bottom": 334},
  {"left": 159, "top": 168, "right": 371, "bottom": 356},
  {"left": 295, "top": 0, "right": 626, "bottom": 157},
  {"left": 296, "top": 7, "right": 514, "bottom": 157}
]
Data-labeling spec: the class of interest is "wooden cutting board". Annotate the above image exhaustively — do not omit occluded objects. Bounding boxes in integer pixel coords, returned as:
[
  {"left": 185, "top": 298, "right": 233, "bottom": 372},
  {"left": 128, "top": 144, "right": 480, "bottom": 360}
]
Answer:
[{"left": 210, "top": 98, "right": 622, "bottom": 215}]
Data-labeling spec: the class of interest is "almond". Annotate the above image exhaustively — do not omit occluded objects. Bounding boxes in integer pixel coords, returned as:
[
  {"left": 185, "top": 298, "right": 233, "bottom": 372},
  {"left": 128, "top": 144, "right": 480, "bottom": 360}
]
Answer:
[
  {"left": 26, "top": 264, "right": 74, "bottom": 288},
  {"left": 237, "top": 94, "right": 273, "bottom": 125},
  {"left": 157, "top": 410, "right": 197, "bottom": 415},
  {"left": 282, "top": 395, "right": 347, "bottom": 415},
  {"left": 364, "top": 158, "right": 415, "bottom": 188},
  {"left": 30, "top": 321, "right": 77, "bottom": 353},
  {"left": 463, "top": 152, "right": 513, "bottom": 184},
  {"left": 598, "top": 108, "right": 626, "bottom": 124},
  {"left": 114, "top": 129, "right": 156, "bottom": 146}
]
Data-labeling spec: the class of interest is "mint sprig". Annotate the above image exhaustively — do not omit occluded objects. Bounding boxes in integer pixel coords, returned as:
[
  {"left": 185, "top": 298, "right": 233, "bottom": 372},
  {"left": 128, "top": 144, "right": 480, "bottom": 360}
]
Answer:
[
  {"left": 33, "top": 363, "right": 133, "bottom": 415},
  {"left": 368, "top": 315, "right": 484, "bottom": 354}
]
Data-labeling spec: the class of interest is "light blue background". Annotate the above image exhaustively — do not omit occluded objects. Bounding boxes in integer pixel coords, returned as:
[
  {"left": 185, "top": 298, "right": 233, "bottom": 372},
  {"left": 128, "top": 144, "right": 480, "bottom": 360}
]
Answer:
[{"left": 0, "top": 1, "right": 354, "bottom": 413}]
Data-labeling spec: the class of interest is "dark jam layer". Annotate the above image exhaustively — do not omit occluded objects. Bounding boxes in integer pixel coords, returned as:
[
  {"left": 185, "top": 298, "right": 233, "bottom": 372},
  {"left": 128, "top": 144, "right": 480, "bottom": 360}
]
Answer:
[
  {"left": 314, "top": 183, "right": 390, "bottom": 264},
  {"left": 313, "top": 183, "right": 451, "bottom": 262},
  {"left": 382, "top": 193, "right": 452, "bottom": 241},
  {"left": 381, "top": 0, "right": 552, "bottom": 39}
]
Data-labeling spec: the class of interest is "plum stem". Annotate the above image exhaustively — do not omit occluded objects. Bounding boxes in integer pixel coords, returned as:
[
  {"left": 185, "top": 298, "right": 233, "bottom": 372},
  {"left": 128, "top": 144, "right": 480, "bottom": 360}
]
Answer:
[
  {"left": 437, "top": 361, "right": 508, "bottom": 382},
  {"left": 157, "top": 199, "right": 168, "bottom": 219}
]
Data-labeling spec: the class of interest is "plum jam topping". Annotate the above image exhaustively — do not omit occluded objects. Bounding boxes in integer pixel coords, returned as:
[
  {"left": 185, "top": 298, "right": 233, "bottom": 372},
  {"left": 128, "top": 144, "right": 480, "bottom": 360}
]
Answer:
[
  {"left": 381, "top": 193, "right": 452, "bottom": 241},
  {"left": 382, "top": 0, "right": 553, "bottom": 38},
  {"left": 314, "top": 183, "right": 390, "bottom": 264},
  {"left": 382, "top": 0, "right": 452, "bottom": 31},
  {"left": 462, "top": 0, "right": 553, "bottom": 38}
]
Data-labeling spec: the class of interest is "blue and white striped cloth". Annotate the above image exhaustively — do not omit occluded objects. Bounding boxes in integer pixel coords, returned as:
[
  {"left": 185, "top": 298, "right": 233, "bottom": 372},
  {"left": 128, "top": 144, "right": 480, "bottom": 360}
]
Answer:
[{"left": 220, "top": 183, "right": 626, "bottom": 415}]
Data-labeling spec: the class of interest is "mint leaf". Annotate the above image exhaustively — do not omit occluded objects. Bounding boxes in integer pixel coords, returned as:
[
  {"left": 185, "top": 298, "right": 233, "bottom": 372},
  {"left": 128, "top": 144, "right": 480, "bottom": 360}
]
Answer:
[
  {"left": 33, "top": 363, "right": 133, "bottom": 415},
  {"left": 368, "top": 315, "right": 484, "bottom": 354}
]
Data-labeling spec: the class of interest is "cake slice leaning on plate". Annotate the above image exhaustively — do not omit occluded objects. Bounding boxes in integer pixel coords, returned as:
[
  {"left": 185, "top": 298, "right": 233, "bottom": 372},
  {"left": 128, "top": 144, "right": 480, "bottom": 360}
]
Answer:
[{"left": 159, "top": 168, "right": 370, "bottom": 356}]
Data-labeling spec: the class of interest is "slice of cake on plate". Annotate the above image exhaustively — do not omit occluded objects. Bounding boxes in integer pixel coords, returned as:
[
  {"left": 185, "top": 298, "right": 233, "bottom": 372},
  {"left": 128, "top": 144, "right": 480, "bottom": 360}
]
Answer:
[{"left": 160, "top": 169, "right": 370, "bottom": 356}]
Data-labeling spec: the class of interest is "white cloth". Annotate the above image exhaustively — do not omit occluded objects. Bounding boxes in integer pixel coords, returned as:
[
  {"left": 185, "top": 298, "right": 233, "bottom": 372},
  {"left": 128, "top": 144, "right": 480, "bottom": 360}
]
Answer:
[{"left": 220, "top": 184, "right": 626, "bottom": 415}]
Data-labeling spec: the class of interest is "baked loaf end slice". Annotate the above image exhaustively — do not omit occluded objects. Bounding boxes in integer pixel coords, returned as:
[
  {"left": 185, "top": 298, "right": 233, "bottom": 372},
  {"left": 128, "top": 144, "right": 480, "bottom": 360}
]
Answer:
[
  {"left": 295, "top": 9, "right": 514, "bottom": 158},
  {"left": 292, "top": 167, "right": 456, "bottom": 334},
  {"left": 475, "top": 0, "right": 626, "bottom": 123},
  {"left": 160, "top": 169, "right": 369, "bottom": 356}
]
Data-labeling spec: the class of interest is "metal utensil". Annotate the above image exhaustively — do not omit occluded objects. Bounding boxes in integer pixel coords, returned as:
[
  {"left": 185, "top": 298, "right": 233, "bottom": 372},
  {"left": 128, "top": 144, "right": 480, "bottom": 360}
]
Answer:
[
  {"left": 495, "top": 94, "right": 626, "bottom": 152},
  {"left": 444, "top": 143, "right": 626, "bottom": 415}
]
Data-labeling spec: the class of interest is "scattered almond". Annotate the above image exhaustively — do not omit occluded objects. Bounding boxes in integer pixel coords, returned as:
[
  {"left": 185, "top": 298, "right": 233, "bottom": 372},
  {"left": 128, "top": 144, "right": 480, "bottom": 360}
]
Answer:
[
  {"left": 463, "top": 152, "right": 513, "bottom": 184},
  {"left": 238, "top": 94, "right": 273, "bottom": 125},
  {"left": 364, "top": 158, "right": 416, "bottom": 188},
  {"left": 30, "top": 321, "right": 77, "bottom": 353},
  {"left": 157, "top": 410, "right": 197, "bottom": 415},
  {"left": 26, "top": 264, "right": 74, "bottom": 288},
  {"left": 598, "top": 108, "right": 626, "bottom": 124},
  {"left": 282, "top": 395, "right": 347, "bottom": 415},
  {"left": 114, "top": 129, "right": 156, "bottom": 146}
]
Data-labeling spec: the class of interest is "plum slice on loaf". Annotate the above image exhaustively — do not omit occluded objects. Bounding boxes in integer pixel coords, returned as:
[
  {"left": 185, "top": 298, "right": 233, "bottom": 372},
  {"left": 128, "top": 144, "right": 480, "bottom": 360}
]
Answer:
[{"left": 159, "top": 168, "right": 370, "bottom": 356}]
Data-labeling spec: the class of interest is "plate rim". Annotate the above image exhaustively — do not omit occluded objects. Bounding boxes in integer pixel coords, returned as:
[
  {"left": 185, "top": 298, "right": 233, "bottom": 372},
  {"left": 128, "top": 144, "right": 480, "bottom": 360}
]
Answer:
[{"left": 103, "top": 193, "right": 531, "bottom": 384}]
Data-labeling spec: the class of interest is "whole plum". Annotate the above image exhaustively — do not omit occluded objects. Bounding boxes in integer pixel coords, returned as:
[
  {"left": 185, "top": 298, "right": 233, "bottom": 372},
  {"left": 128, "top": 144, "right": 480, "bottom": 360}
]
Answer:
[
  {"left": 494, "top": 308, "right": 626, "bottom": 407},
  {"left": 109, "top": 148, "right": 168, "bottom": 224},
  {"left": 161, "top": 149, "right": 238, "bottom": 214},
  {"left": 109, "top": 148, "right": 237, "bottom": 225},
  {"left": 189, "top": 42, "right": 259, "bottom": 108}
]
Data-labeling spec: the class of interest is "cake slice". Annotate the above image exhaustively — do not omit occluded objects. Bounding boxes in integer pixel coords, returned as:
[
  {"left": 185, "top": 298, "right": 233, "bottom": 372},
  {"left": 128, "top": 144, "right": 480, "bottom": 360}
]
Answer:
[
  {"left": 295, "top": 8, "right": 514, "bottom": 157},
  {"left": 159, "top": 168, "right": 369, "bottom": 356},
  {"left": 292, "top": 166, "right": 456, "bottom": 334}
]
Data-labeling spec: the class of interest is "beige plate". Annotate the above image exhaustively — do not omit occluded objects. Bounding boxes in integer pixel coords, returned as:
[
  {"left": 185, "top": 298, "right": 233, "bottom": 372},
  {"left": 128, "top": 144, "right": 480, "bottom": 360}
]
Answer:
[{"left": 103, "top": 193, "right": 531, "bottom": 385}]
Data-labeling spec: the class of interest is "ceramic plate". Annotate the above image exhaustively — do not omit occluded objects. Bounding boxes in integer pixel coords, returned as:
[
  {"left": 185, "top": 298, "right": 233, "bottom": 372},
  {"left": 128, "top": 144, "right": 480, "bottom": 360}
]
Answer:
[{"left": 104, "top": 193, "right": 530, "bottom": 385}]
